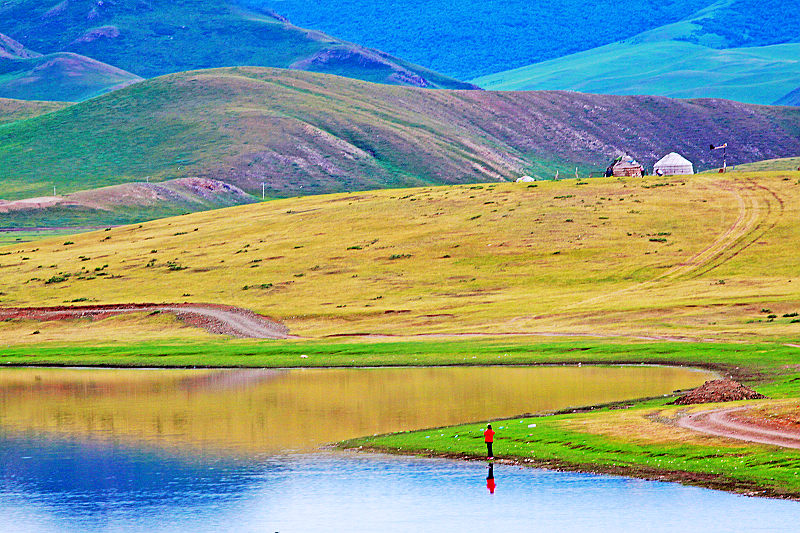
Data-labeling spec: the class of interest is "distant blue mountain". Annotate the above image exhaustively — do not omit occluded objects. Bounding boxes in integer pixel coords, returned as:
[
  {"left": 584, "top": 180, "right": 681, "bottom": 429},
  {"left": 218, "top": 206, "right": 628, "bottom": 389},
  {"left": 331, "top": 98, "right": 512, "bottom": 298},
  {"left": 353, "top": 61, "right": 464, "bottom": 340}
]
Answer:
[{"left": 248, "top": 0, "right": 721, "bottom": 79}]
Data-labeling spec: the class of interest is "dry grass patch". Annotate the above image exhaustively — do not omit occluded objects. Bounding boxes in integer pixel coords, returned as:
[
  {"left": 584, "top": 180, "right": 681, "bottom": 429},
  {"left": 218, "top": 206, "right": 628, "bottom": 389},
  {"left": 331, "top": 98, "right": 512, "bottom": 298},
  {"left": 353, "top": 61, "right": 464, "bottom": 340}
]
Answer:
[{"left": 0, "top": 172, "right": 798, "bottom": 340}]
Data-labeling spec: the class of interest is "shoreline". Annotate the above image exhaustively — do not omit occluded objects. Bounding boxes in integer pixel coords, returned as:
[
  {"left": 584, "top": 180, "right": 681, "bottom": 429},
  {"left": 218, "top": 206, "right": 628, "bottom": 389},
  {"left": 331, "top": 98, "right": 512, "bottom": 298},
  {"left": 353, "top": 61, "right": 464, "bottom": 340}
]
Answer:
[{"left": 343, "top": 443, "right": 797, "bottom": 501}]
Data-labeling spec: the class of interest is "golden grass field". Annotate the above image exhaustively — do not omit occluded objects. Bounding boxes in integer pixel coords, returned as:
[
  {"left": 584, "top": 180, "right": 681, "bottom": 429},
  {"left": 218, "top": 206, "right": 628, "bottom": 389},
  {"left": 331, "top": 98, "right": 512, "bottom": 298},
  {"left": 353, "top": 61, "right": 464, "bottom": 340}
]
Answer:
[{"left": 1, "top": 171, "right": 798, "bottom": 343}]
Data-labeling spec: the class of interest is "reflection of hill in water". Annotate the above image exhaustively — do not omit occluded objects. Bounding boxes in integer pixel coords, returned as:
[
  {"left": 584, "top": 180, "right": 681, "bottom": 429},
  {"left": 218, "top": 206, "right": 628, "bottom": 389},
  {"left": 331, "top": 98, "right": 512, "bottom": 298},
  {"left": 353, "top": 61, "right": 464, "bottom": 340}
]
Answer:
[
  {"left": 0, "top": 367, "right": 712, "bottom": 454},
  {"left": 0, "top": 368, "right": 286, "bottom": 396}
]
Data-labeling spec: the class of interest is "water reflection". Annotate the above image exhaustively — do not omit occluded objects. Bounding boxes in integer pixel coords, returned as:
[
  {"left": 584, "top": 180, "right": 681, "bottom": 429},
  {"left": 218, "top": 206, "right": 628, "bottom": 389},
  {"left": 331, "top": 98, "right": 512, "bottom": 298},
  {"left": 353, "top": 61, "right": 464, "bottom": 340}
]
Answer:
[
  {"left": 0, "top": 366, "right": 797, "bottom": 532},
  {"left": 486, "top": 462, "right": 496, "bottom": 494},
  {"left": 1, "top": 447, "right": 796, "bottom": 533},
  {"left": 0, "top": 366, "right": 713, "bottom": 454}
]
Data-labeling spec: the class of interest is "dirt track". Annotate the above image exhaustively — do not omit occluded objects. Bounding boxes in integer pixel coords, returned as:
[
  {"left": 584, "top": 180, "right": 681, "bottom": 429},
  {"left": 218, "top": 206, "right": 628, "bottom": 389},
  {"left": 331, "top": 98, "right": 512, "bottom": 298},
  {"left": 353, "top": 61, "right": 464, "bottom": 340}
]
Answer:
[
  {"left": 569, "top": 177, "right": 782, "bottom": 310},
  {"left": 0, "top": 303, "right": 290, "bottom": 339},
  {"left": 677, "top": 406, "right": 800, "bottom": 449}
]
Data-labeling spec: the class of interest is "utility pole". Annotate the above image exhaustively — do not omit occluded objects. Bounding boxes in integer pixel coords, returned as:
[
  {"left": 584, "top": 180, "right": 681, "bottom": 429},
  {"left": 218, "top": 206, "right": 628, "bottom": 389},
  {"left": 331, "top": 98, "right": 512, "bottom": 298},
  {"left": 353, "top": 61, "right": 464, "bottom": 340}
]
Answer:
[
  {"left": 53, "top": 185, "right": 56, "bottom": 196},
  {"left": 710, "top": 143, "right": 728, "bottom": 172},
  {"left": 262, "top": 182, "right": 265, "bottom": 200}
]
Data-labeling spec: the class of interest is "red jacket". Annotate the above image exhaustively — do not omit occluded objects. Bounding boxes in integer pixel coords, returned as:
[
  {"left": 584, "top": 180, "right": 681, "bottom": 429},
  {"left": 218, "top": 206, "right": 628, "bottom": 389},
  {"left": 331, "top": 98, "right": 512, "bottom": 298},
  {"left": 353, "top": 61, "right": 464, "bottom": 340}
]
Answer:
[{"left": 484, "top": 428, "right": 495, "bottom": 442}]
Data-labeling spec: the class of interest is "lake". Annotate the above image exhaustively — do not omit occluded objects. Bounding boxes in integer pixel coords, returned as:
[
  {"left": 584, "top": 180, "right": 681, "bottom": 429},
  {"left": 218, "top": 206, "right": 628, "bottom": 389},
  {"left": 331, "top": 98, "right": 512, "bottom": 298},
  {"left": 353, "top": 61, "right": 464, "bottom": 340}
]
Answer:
[{"left": 0, "top": 365, "right": 796, "bottom": 531}]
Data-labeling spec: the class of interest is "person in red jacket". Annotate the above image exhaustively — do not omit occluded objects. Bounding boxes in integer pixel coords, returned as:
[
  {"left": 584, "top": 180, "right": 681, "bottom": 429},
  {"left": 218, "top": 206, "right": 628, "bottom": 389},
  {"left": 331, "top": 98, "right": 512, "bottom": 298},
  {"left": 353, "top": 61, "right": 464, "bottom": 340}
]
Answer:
[
  {"left": 486, "top": 462, "right": 496, "bottom": 494},
  {"left": 484, "top": 424, "right": 495, "bottom": 459}
]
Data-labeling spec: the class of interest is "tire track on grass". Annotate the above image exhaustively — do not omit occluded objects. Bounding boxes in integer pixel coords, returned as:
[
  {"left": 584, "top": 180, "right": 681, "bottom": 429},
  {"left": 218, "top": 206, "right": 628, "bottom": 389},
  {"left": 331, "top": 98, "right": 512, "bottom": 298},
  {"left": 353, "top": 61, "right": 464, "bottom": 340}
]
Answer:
[{"left": 566, "top": 177, "right": 779, "bottom": 310}]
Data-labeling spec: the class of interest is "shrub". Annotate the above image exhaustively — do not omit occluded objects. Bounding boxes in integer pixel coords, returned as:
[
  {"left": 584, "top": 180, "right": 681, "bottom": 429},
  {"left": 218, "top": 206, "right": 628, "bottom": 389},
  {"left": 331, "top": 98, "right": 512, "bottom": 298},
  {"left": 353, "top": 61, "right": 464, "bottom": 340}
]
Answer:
[{"left": 45, "top": 273, "right": 70, "bottom": 284}]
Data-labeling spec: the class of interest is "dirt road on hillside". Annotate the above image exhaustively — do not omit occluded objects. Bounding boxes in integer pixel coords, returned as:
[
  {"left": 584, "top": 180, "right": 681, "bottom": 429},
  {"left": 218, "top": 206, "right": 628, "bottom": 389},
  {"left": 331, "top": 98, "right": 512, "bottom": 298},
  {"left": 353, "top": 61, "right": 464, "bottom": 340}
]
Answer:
[
  {"left": 0, "top": 303, "right": 290, "bottom": 339},
  {"left": 677, "top": 406, "right": 800, "bottom": 449}
]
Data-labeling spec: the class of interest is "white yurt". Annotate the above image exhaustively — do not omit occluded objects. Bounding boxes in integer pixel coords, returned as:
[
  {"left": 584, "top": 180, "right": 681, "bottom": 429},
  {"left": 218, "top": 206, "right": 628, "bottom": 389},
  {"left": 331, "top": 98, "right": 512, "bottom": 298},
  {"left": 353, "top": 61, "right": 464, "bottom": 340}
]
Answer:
[
  {"left": 515, "top": 175, "right": 536, "bottom": 183},
  {"left": 653, "top": 152, "right": 694, "bottom": 175}
]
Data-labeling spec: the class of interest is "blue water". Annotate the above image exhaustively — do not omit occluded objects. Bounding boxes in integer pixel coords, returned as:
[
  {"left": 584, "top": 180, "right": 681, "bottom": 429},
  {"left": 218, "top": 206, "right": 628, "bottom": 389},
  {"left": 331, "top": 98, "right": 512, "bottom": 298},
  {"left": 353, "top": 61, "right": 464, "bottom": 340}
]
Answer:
[{"left": 0, "top": 433, "right": 797, "bottom": 532}]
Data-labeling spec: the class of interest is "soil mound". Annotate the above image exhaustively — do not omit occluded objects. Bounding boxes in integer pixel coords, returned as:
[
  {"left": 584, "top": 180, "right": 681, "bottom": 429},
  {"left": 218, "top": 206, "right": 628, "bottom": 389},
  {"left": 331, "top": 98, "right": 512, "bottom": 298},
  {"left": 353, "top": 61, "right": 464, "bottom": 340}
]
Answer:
[{"left": 671, "top": 379, "right": 767, "bottom": 405}]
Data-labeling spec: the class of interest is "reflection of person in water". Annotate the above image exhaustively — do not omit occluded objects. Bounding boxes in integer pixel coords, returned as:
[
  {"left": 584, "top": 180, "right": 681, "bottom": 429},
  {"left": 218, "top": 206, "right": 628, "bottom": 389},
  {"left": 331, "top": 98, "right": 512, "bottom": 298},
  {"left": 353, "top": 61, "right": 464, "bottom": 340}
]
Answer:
[
  {"left": 484, "top": 424, "right": 495, "bottom": 459},
  {"left": 486, "top": 462, "right": 496, "bottom": 494}
]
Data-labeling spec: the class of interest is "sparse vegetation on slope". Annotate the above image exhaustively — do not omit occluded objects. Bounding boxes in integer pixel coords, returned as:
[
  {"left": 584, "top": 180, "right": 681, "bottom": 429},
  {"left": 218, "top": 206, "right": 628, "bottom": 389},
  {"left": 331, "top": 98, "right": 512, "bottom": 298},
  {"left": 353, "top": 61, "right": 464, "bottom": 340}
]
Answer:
[
  {"left": 0, "top": 172, "right": 798, "bottom": 342},
  {"left": 1, "top": 67, "right": 799, "bottom": 200}
]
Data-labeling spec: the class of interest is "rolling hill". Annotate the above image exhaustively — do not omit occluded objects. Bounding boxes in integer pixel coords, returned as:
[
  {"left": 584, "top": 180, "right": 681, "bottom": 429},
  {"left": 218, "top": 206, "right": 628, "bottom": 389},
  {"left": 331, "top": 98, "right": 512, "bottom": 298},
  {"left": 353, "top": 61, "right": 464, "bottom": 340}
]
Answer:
[
  {"left": 0, "top": 97, "right": 68, "bottom": 125},
  {"left": 1, "top": 32, "right": 142, "bottom": 102},
  {"left": 0, "top": 0, "right": 475, "bottom": 95},
  {"left": 1, "top": 67, "right": 799, "bottom": 201},
  {"left": 474, "top": 0, "right": 800, "bottom": 105},
  {"left": 0, "top": 171, "right": 797, "bottom": 342},
  {"left": 732, "top": 157, "right": 800, "bottom": 172},
  {"left": 0, "top": 51, "right": 143, "bottom": 102},
  {"left": 474, "top": 41, "right": 800, "bottom": 105},
  {"left": 0, "top": 177, "right": 258, "bottom": 228}
]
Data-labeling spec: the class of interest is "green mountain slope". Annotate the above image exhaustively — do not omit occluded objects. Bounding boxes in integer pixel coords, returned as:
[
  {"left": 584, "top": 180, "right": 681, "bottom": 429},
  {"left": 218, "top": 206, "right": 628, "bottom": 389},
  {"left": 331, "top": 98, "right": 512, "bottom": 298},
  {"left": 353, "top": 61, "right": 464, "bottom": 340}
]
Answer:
[
  {"left": 0, "top": 0, "right": 475, "bottom": 91},
  {"left": 1, "top": 67, "right": 799, "bottom": 200},
  {"left": 474, "top": 41, "right": 800, "bottom": 105},
  {"left": 0, "top": 52, "right": 143, "bottom": 102},
  {"left": 0, "top": 97, "right": 69, "bottom": 125},
  {"left": 474, "top": 0, "right": 800, "bottom": 105},
  {"left": 0, "top": 177, "right": 257, "bottom": 228}
]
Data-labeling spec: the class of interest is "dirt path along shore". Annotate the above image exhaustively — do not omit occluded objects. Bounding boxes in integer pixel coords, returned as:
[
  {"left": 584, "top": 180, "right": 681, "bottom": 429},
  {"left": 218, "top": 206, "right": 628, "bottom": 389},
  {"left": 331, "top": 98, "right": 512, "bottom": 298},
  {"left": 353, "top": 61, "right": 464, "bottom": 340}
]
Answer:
[
  {"left": 0, "top": 303, "right": 290, "bottom": 339},
  {"left": 677, "top": 406, "right": 800, "bottom": 449}
]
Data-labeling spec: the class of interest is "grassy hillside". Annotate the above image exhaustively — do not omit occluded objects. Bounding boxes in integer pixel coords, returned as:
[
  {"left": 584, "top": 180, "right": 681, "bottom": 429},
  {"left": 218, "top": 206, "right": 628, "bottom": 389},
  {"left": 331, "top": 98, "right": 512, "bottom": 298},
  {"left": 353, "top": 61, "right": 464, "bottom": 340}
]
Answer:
[
  {"left": 0, "top": 52, "right": 142, "bottom": 102},
  {"left": 733, "top": 157, "right": 800, "bottom": 172},
  {"left": 0, "top": 172, "right": 798, "bottom": 342},
  {"left": 0, "top": 0, "right": 474, "bottom": 92},
  {"left": 0, "top": 97, "right": 68, "bottom": 125},
  {"left": 0, "top": 177, "right": 258, "bottom": 228},
  {"left": 473, "top": 0, "right": 800, "bottom": 105},
  {"left": 474, "top": 41, "right": 800, "bottom": 105},
  {"left": 2, "top": 67, "right": 799, "bottom": 201}
]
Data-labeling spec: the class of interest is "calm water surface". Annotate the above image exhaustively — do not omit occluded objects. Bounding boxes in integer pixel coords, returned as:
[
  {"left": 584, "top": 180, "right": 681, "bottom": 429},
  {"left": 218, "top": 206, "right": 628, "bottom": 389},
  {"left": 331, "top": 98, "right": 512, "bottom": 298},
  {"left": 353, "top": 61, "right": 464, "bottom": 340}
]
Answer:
[{"left": 0, "top": 366, "right": 797, "bottom": 532}]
